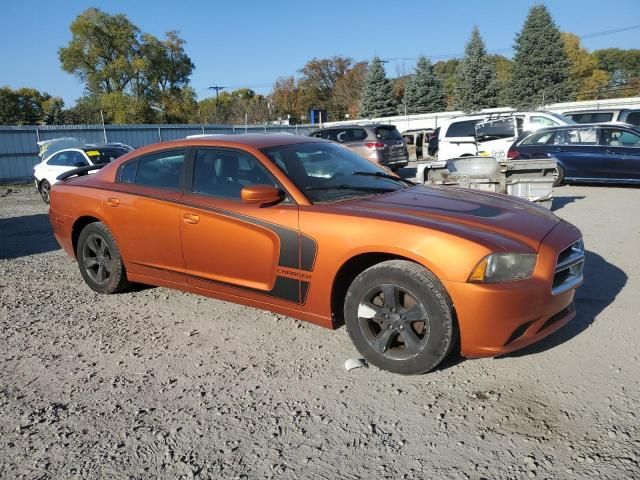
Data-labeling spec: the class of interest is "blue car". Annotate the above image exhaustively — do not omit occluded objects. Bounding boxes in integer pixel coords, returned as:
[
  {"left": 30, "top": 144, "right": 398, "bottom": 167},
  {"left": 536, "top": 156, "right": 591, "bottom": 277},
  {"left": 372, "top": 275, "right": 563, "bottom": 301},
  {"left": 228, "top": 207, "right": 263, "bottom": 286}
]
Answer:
[{"left": 507, "top": 123, "right": 640, "bottom": 186}]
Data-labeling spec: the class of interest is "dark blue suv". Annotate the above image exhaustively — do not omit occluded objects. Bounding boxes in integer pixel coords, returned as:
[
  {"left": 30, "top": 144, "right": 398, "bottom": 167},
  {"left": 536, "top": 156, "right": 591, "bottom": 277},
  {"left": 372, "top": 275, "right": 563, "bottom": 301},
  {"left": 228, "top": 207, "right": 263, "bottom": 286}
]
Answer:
[{"left": 507, "top": 123, "right": 640, "bottom": 186}]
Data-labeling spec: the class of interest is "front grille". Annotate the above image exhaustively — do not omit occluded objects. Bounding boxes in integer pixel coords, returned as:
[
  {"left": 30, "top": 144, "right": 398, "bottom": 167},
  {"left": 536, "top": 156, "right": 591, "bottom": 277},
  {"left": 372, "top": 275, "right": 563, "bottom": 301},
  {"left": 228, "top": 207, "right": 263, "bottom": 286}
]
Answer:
[{"left": 552, "top": 239, "right": 585, "bottom": 295}]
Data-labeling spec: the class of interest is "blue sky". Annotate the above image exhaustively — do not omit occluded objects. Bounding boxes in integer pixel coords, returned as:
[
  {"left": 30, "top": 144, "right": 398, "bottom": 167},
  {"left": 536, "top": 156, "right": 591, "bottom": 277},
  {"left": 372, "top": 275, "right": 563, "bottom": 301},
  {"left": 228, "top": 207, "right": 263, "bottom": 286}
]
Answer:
[{"left": 1, "top": 0, "right": 638, "bottom": 106}]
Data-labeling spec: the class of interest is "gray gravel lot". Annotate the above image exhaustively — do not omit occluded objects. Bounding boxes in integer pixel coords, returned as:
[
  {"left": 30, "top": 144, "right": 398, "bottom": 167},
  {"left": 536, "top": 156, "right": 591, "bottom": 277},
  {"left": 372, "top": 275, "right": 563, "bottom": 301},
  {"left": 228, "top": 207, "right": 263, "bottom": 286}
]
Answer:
[{"left": 1, "top": 183, "right": 639, "bottom": 479}]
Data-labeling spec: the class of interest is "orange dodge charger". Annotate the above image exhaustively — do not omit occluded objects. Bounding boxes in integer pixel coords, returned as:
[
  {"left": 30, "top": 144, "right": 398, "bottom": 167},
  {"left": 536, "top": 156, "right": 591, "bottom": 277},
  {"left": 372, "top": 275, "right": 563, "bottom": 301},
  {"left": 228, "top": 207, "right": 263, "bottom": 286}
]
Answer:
[{"left": 49, "top": 134, "right": 584, "bottom": 374}]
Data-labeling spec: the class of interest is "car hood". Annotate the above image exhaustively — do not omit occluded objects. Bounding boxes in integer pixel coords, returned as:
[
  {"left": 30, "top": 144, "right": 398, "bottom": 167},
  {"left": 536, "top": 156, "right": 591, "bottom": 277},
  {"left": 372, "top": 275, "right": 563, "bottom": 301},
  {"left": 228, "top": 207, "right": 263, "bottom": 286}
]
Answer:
[{"left": 336, "top": 185, "right": 561, "bottom": 252}]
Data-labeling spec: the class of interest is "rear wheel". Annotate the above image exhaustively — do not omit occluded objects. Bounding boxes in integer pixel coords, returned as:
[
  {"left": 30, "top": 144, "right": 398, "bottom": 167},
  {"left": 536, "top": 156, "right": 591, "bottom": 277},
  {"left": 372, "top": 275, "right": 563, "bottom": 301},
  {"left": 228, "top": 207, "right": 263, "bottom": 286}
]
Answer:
[
  {"left": 553, "top": 165, "right": 565, "bottom": 187},
  {"left": 344, "top": 260, "right": 456, "bottom": 375},
  {"left": 39, "top": 180, "right": 51, "bottom": 204},
  {"left": 76, "top": 222, "right": 129, "bottom": 294}
]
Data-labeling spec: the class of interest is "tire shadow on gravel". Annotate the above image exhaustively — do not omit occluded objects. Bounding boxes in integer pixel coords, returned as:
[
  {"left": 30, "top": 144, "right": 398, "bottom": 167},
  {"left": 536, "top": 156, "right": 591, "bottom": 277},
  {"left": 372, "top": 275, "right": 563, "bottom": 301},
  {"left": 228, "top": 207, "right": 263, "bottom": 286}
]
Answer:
[
  {"left": 503, "top": 250, "right": 627, "bottom": 358},
  {"left": 0, "top": 214, "right": 61, "bottom": 259}
]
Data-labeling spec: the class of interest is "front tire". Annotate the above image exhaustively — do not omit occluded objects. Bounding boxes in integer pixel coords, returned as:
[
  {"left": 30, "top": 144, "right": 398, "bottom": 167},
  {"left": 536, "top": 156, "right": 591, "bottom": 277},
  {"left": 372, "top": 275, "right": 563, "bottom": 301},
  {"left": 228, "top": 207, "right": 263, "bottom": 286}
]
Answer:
[
  {"left": 76, "top": 222, "right": 129, "bottom": 294},
  {"left": 39, "top": 180, "right": 51, "bottom": 204},
  {"left": 344, "top": 260, "right": 456, "bottom": 375}
]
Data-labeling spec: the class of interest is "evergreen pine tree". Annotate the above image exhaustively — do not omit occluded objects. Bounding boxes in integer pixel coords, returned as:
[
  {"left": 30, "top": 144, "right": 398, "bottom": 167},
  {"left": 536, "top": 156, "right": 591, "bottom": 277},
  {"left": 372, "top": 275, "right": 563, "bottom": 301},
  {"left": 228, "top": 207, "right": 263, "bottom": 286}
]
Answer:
[
  {"left": 404, "top": 56, "right": 446, "bottom": 114},
  {"left": 455, "top": 27, "right": 498, "bottom": 112},
  {"left": 359, "top": 57, "right": 397, "bottom": 118},
  {"left": 509, "top": 5, "right": 571, "bottom": 108}
]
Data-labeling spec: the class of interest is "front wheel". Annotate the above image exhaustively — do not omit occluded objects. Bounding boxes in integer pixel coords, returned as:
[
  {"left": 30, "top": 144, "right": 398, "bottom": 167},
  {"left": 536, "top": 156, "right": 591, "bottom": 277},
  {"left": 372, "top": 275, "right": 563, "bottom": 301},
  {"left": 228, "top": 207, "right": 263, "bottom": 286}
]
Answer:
[
  {"left": 344, "top": 260, "right": 456, "bottom": 375},
  {"left": 76, "top": 222, "right": 129, "bottom": 294},
  {"left": 39, "top": 180, "right": 51, "bottom": 204}
]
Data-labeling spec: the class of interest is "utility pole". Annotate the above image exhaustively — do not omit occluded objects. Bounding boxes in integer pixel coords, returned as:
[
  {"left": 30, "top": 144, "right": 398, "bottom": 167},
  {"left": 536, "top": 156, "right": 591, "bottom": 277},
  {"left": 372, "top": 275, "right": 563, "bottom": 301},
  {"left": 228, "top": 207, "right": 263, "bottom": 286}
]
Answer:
[{"left": 208, "top": 86, "right": 226, "bottom": 118}]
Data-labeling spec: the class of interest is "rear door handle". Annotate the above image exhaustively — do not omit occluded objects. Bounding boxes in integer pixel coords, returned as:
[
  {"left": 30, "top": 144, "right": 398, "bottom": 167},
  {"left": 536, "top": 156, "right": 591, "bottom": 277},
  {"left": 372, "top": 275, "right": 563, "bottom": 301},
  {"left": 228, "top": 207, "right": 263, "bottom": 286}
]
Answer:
[
  {"left": 106, "top": 197, "right": 120, "bottom": 207},
  {"left": 183, "top": 213, "right": 200, "bottom": 224}
]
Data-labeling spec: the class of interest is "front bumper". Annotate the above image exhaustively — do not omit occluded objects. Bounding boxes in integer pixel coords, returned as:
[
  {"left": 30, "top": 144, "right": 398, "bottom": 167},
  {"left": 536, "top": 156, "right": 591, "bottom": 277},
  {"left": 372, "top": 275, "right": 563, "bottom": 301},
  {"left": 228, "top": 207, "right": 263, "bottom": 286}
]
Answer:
[{"left": 444, "top": 220, "right": 583, "bottom": 357}]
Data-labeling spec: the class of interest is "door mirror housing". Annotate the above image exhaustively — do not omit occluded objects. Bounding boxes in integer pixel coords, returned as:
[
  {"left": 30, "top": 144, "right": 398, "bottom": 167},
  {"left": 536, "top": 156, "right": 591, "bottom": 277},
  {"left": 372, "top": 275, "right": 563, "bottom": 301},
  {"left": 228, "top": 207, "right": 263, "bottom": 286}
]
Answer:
[{"left": 240, "top": 185, "right": 284, "bottom": 206}]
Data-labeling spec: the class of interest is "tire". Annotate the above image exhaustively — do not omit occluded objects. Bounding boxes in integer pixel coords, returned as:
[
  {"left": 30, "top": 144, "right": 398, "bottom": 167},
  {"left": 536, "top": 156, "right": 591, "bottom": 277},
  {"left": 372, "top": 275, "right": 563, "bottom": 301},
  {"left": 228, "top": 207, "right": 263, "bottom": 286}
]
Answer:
[
  {"left": 344, "top": 260, "right": 456, "bottom": 375},
  {"left": 39, "top": 180, "right": 51, "bottom": 204},
  {"left": 76, "top": 222, "right": 129, "bottom": 294},
  {"left": 553, "top": 165, "right": 565, "bottom": 187}
]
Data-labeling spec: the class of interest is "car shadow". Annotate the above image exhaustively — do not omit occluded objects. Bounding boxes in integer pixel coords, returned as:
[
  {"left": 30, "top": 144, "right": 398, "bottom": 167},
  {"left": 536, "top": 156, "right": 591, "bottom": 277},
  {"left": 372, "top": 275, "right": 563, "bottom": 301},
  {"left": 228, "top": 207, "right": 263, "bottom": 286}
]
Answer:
[
  {"left": 502, "top": 250, "right": 627, "bottom": 358},
  {"left": 552, "top": 195, "right": 585, "bottom": 211},
  {"left": 0, "top": 214, "right": 61, "bottom": 260}
]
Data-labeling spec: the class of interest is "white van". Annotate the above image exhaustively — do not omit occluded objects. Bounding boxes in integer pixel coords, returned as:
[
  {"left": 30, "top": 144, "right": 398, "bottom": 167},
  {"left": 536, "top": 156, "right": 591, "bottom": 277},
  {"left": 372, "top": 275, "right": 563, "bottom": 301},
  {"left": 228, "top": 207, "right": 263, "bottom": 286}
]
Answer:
[
  {"left": 435, "top": 111, "right": 572, "bottom": 160},
  {"left": 562, "top": 108, "right": 640, "bottom": 127}
]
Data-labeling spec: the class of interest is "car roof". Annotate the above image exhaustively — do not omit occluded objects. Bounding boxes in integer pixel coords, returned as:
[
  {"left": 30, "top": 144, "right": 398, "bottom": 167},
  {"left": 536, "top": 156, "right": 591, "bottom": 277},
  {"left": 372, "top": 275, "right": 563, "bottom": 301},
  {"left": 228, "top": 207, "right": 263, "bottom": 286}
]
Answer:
[{"left": 129, "top": 134, "right": 326, "bottom": 154}]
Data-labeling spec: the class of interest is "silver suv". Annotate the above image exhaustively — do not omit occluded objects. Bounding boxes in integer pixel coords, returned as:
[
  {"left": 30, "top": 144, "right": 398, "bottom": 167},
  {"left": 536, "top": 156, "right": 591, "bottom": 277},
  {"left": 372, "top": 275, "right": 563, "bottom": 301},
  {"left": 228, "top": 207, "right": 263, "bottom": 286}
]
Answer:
[{"left": 309, "top": 124, "right": 409, "bottom": 170}]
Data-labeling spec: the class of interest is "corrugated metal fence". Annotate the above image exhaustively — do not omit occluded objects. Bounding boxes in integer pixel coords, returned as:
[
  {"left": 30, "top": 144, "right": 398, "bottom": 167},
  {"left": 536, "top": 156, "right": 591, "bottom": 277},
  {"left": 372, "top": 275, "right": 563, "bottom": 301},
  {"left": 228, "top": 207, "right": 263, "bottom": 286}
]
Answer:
[{"left": 0, "top": 123, "right": 315, "bottom": 182}]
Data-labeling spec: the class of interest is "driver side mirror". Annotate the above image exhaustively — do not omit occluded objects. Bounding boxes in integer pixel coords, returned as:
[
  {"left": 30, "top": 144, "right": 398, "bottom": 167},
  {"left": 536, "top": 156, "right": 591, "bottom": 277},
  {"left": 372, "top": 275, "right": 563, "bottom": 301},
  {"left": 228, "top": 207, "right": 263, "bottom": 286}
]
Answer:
[
  {"left": 74, "top": 161, "right": 88, "bottom": 167},
  {"left": 241, "top": 185, "right": 284, "bottom": 206}
]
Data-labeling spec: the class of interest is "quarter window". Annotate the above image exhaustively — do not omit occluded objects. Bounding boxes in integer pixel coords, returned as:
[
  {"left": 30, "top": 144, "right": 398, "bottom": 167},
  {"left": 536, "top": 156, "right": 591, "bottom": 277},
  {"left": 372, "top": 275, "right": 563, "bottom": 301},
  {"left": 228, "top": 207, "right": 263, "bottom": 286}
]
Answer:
[
  {"left": 445, "top": 120, "right": 481, "bottom": 138},
  {"left": 624, "top": 111, "right": 640, "bottom": 126},
  {"left": 193, "top": 149, "right": 276, "bottom": 199}
]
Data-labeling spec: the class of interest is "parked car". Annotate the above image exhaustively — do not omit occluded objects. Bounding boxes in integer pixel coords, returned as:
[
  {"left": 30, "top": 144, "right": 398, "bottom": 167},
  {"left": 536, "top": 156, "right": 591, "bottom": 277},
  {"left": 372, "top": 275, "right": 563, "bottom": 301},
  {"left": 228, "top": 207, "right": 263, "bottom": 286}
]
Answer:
[
  {"left": 434, "top": 111, "right": 573, "bottom": 160},
  {"left": 401, "top": 128, "right": 435, "bottom": 161},
  {"left": 562, "top": 108, "right": 640, "bottom": 127},
  {"left": 309, "top": 124, "right": 408, "bottom": 170},
  {"left": 48, "top": 134, "right": 583, "bottom": 375},
  {"left": 507, "top": 122, "right": 640, "bottom": 185},
  {"left": 34, "top": 143, "right": 132, "bottom": 203}
]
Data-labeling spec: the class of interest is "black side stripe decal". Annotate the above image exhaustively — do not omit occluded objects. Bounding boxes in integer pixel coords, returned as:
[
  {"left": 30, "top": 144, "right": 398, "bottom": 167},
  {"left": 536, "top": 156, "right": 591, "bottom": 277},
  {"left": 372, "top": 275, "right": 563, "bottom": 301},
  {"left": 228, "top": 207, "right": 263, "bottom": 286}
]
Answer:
[{"left": 130, "top": 262, "right": 309, "bottom": 305}]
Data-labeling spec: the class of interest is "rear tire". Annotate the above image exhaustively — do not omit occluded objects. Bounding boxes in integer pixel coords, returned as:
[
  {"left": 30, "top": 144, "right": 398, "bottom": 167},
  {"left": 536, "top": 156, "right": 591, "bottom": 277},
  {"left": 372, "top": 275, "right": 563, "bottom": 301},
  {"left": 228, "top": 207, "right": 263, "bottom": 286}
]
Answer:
[
  {"left": 344, "top": 260, "right": 456, "bottom": 375},
  {"left": 39, "top": 180, "right": 51, "bottom": 204},
  {"left": 553, "top": 165, "right": 565, "bottom": 187},
  {"left": 76, "top": 222, "right": 129, "bottom": 294}
]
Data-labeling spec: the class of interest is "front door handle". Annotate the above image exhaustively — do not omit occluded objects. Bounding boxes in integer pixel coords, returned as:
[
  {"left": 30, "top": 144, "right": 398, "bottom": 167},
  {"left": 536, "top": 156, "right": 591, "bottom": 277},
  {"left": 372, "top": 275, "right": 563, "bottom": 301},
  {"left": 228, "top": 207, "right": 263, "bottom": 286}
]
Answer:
[
  {"left": 183, "top": 213, "right": 200, "bottom": 224},
  {"left": 106, "top": 197, "right": 120, "bottom": 207}
]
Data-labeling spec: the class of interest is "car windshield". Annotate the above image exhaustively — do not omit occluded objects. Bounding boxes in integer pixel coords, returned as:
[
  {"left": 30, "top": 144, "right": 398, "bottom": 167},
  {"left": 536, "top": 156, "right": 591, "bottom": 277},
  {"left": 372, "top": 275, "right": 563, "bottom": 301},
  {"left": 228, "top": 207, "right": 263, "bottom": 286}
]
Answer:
[{"left": 261, "top": 142, "right": 411, "bottom": 203}]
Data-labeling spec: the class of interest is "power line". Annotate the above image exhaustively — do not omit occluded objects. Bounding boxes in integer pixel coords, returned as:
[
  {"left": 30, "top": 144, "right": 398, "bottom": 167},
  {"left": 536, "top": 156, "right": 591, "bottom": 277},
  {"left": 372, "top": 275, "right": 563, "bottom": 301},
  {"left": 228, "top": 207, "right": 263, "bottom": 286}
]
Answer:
[{"left": 205, "top": 23, "right": 640, "bottom": 95}]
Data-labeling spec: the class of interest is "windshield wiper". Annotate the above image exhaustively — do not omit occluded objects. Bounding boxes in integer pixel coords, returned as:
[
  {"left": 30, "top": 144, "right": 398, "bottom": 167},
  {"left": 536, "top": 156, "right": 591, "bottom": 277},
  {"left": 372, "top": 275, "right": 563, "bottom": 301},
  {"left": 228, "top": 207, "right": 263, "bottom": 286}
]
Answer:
[
  {"left": 352, "top": 171, "right": 415, "bottom": 186},
  {"left": 305, "top": 185, "right": 397, "bottom": 192}
]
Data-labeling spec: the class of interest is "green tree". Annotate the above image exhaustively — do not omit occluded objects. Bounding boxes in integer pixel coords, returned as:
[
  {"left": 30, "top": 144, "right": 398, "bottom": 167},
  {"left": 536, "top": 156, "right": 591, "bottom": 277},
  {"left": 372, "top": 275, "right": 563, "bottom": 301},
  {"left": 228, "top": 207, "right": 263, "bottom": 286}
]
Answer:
[
  {"left": 455, "top": 27, "right": 498, "bottom": 112},
  {"left": 509, "top": 5, "right": 571, "bottom": 108},
  {"left": 42, "top": 97, "right": 66, "bottom": 124},
  {"left": 59, "top": 8, "right": 142, "bottom": 95},
  {"left": 0, "top": 87, "right": 19, "bottom": 124},
  {"left": 562, "top": 33, "right": 610, "bottom": 100},
  {"left": 434, "top": 59, "right": 460, "bottom": 109},
  {"left": 593, "top": 48, "right": 640, "bottom": 98},
  {"left": 360, "top": 57, "right": 396, "bottom": 118},
  {"left": 403, "top": 56, "right": 446, "bottom": 114}
]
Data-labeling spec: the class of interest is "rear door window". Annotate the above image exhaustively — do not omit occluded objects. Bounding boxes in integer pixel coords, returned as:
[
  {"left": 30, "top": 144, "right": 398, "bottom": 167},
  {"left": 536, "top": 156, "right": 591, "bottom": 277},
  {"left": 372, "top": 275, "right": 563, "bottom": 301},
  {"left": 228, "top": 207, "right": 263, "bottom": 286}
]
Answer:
[
  {"left": 445, "top": 120, "right": 480, "bottom": 138},
  {"left": 563, "top": 127, "right": 597, "bottom": 145},
  {"left": 119, "top": 150, "right": 185, "bottom": 190},
  {"left": 568, "top": 112, "right": 614, "bottom": 123},
  {"left": 350, "top": 128, "right": 368, "bottom": 141}
]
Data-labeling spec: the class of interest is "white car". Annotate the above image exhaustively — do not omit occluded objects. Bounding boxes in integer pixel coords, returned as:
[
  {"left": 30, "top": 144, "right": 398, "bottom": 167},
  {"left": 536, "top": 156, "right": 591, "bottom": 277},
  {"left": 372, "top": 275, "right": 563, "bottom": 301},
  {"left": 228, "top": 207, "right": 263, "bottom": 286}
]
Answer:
[
  {"left": 34, "top": 144, "right": 132, "bottom": 203},
  {"left": 435, "top": 111, "right": 573, "bottom": 160}
]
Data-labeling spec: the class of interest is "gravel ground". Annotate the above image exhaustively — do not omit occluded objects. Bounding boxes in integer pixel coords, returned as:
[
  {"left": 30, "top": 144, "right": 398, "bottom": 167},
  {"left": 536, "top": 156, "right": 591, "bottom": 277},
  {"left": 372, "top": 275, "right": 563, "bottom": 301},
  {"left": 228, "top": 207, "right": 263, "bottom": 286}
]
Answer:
[{"left": 0, "top": 183, "right": 639, "bottom": 479}]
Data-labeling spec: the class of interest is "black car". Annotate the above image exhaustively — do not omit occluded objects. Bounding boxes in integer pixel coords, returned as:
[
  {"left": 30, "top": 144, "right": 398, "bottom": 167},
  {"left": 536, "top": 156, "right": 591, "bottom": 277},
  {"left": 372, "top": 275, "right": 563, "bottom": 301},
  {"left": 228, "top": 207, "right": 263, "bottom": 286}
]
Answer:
[{"left": 507, "top": 123, "right": 640, "bottom": 186}]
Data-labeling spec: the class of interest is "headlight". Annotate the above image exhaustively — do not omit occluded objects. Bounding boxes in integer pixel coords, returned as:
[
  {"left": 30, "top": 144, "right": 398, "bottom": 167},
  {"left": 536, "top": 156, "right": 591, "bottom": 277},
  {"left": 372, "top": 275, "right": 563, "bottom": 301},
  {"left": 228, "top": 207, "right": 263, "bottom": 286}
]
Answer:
[{"left": 468, "top": 253, "right": 537, "bottom": 283}]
